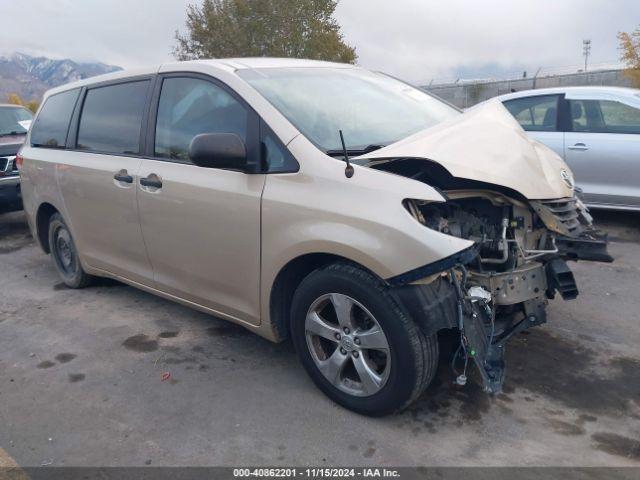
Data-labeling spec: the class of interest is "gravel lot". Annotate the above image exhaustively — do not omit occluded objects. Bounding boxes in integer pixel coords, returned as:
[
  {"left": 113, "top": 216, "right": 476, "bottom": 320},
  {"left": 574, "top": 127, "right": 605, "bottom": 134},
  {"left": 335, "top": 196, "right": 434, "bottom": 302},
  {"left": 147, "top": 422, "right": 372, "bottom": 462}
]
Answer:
[{"left": 0, "top": 210, "right": 639, "bottom": 467}]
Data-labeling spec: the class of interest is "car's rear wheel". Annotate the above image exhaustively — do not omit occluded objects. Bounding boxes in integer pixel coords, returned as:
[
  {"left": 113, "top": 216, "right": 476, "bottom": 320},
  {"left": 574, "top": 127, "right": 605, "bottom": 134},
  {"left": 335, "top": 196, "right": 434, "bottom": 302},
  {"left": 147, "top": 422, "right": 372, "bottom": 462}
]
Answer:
[
  {"left": 290, "top": 262, "right": 438, "bottom": 416},
  {"left": 48, "top": 213, "right": 94, "bottom": 288}
]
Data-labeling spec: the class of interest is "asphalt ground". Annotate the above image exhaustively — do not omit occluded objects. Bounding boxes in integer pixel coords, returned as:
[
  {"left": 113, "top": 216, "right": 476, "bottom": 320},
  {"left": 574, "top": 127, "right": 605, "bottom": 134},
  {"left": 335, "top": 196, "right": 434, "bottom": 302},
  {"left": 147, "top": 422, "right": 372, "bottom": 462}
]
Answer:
[{"left": 0, "top": 209, "right": 639, "bottom": 468}]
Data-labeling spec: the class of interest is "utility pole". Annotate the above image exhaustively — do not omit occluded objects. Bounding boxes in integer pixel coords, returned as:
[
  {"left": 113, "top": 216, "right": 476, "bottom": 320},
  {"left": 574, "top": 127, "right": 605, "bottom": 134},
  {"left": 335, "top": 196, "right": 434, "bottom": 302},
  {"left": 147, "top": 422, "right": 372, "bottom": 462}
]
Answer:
[{"left": 583, "top": 39, "right": 591, "bottom": 71}]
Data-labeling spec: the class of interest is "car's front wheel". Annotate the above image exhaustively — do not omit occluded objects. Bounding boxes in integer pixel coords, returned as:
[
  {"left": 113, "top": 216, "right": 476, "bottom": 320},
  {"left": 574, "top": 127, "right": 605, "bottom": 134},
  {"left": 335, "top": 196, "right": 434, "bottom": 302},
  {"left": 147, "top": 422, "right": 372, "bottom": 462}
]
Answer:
[{"left": 290, "top": 263, "right": 438, "bottom": 416}]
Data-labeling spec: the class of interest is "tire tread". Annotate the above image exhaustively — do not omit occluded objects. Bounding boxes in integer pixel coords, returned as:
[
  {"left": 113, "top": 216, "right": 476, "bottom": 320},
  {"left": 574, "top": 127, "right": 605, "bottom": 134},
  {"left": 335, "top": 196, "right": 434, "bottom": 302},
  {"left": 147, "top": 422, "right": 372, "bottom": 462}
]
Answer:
[
  {"left": 293, "top": 262, "right": 439, "bottom": 415},
  {"left": 48, "top": 212, "right": 94, "bottom": 289}
]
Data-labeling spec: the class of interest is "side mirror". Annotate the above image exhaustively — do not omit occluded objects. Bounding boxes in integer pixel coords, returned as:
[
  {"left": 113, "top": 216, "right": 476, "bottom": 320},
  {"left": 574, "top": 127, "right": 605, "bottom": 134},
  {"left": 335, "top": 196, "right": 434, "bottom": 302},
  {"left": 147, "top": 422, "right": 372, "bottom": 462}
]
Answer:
[{"left": 188, "top": 133, "right": 248, "bottom": 171}]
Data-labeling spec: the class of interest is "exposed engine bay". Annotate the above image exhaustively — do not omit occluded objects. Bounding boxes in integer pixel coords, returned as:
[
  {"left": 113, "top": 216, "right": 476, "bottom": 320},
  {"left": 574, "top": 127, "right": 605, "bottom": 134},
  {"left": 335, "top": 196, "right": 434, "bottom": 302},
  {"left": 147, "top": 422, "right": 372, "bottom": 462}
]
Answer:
[{"left": 375, "top": 158, "right": 613, "bottom": 393}]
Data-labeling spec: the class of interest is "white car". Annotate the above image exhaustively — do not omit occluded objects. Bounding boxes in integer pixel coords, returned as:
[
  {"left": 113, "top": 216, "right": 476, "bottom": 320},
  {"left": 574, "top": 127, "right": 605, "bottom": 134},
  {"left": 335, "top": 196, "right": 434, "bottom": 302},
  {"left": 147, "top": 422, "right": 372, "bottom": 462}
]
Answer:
[{"left": 496, "top": 86, "right": 640, "bottom": 211}]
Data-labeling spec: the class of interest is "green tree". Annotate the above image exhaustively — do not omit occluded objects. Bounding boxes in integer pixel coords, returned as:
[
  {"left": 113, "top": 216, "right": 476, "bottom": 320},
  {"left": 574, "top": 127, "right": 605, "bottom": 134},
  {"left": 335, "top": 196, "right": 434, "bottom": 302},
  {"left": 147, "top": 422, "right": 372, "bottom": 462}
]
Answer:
[
  {"left": 6, "top": 93, "right": 24, "bottom": 106},
  {"left": 618, "top": 26, "right": 640, "bottom": 87},
  {"left": 5, "top": 93, "right": 39, "bottom": 113},
  {"left": 174, "top": 0, "right": 356, "bottom": 64},
  {"left": 26, "top": 100, "right": 40, "bottom": 113}
]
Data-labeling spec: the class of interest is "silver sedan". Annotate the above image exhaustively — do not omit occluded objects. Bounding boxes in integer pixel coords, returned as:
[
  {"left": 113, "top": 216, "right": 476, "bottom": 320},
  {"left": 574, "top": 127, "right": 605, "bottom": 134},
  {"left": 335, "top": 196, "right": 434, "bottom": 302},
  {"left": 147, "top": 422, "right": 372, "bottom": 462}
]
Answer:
[{"left": 497, "top": 86, "right": 640, "bottom": 211}]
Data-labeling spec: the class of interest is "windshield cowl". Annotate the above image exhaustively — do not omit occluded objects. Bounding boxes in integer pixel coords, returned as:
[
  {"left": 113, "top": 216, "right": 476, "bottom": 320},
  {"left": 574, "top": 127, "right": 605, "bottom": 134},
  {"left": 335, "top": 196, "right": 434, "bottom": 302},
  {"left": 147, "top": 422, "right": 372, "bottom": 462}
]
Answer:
[{"left": 0, "top": 131, "right": 27, "bottom": 137}]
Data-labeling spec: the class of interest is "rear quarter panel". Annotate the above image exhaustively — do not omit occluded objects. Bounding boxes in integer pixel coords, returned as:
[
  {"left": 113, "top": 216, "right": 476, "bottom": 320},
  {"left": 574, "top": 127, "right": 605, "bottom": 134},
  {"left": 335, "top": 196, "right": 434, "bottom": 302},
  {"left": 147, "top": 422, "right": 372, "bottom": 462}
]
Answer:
[{"left": 19, "top": 146, "right": 68, "bottom": 244}]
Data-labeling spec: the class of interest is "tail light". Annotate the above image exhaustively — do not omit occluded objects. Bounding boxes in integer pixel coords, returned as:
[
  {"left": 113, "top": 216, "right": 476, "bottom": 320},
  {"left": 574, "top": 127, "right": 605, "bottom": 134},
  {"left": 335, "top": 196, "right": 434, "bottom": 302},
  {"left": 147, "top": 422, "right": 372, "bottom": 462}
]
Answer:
[{"left": 15, "top": 152, "right": 24, "bottom": 170}]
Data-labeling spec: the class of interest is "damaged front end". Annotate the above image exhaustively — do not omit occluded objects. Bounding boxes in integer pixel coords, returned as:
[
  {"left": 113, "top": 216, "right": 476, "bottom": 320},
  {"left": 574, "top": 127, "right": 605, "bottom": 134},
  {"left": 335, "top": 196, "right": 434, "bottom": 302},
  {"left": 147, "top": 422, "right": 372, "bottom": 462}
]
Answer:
[
  {"left": 354, "top": 100, "right": 613, "bottom": 394},
  {"left": 394, "top": 187, "right": 612, "bottom": 394},
  {"left": 530, "top": 196, "right": 613, "bottom": 264}
]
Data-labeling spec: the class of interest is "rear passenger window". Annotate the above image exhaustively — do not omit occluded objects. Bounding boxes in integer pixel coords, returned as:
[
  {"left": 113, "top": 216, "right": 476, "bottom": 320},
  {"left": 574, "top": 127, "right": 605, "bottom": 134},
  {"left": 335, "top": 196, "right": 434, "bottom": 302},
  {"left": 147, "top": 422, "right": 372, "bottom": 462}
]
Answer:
[
  {"left": 600, "top": 100, "right": 640, "bottom": 134},
  {"left": 77, "top": 81, "right": 149, "bottom": 154},
  {"left": 154, "top": 77, "right": 248, "bottom": 161},
  {"left": 570, "top": 99, "right": 640, "bottom": 134},
  {"left": 30, "top": 89, "right": 80, "bottom": 148},
  {"left": 503, "top": 95, "right": 560, "bottom": 132}
]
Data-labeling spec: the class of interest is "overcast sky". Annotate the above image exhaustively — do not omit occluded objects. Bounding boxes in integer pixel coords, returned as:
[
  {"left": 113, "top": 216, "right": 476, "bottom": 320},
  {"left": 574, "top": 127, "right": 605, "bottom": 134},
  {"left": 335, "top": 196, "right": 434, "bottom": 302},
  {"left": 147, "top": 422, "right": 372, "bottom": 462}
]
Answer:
[{"left": 1, "top": 0, "right": 638, "bottom": 84}]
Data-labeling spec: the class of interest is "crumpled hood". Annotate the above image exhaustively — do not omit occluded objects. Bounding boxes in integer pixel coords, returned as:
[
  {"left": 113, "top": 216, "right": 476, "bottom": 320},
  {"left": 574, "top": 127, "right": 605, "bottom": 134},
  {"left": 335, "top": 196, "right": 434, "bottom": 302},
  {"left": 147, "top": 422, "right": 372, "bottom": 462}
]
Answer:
[{"left": 358, "top": 99, "right": 574, "bottom": 200}]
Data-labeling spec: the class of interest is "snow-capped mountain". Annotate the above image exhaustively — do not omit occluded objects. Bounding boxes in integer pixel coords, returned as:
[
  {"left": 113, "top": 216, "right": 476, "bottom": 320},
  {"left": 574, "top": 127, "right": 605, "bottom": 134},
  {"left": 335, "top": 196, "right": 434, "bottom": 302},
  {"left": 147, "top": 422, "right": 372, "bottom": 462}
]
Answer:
[{"left": 0, "top": 52, "right": 121, "bottom": 102}]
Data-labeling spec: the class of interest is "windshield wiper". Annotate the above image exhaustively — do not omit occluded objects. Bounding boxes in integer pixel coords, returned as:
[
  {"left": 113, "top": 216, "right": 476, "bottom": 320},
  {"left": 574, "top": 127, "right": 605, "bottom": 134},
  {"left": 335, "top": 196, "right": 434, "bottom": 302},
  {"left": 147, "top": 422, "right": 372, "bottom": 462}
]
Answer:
[
  {"left": 326, "top": 144, "right": 385, "bottom": 157},
  {"left": 0, "top": 131, "right": 26, "bottom": 138}
]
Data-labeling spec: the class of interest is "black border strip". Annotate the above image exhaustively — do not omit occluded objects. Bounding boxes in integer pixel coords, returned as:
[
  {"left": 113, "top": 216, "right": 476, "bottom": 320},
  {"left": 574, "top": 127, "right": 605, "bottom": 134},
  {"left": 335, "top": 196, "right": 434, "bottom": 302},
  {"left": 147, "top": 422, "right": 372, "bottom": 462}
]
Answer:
[
  {"left": 10, "top": 467, "right": 637, "bottom": 480},
  {"left": 386, "top": 245, "right": 477, "bottom": 286}
]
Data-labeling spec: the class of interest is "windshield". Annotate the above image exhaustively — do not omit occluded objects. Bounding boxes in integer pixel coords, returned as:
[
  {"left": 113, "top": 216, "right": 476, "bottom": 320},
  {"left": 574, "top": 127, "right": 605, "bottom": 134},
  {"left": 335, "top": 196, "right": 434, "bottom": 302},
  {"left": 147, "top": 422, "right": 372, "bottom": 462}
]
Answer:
[
  {"left": 0, "top": 106, "right": 33, "bottom": 136},
  {"left": 238, "top": 67, "right": 459, "bottom": 152}
]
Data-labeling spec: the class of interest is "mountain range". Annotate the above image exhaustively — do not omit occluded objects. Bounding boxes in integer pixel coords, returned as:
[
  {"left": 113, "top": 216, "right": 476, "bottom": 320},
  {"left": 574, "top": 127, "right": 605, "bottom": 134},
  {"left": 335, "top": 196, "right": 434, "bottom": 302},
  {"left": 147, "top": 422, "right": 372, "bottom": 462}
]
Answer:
[{"left": 0, "top": 52, "right": 121, "bottom": 102}]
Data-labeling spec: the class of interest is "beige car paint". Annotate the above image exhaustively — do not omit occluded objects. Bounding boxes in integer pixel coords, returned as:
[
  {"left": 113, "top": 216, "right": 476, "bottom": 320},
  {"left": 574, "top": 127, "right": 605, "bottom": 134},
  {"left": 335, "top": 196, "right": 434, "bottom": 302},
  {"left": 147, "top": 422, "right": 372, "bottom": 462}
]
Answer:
[
  {"left": 358, "top": 99, "right": 575, "bottom": 201},
  {"left": 136, "top": 159, "right": 265, "bottom": 326},
  {"left": 259, "top": 133, "right": 474, "bottom": 335},
  {"left": 56, "top": 152, "right": 154, "bottom": 285},
  {"left": 20, "top": 155, "right": 60, "bottom": 239},
  {"left": 20, "top": 59, "right": 578, "bottom": 343},
  {"left": 19, "top": 152, "right": 156, "bottom": 287}
]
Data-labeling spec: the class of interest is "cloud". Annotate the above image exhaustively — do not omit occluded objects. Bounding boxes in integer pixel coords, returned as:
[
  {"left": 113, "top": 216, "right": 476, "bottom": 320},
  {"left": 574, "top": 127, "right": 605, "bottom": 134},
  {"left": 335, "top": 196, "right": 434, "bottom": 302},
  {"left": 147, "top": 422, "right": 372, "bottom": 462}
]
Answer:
[
  {"left": 336, "top": 0, "right": 639, "bottom": 83},
  {"left": 0, "top": 0, "right": 191, "bottom": 67},
  {"left": 1, "top": 0, "right": 638, "bottom": 83}
]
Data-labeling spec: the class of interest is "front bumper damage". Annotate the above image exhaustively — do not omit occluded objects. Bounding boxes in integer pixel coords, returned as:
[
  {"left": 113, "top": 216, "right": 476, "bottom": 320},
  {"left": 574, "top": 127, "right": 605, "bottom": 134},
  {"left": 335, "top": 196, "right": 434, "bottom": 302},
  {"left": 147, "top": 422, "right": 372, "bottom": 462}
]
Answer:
[
  {"left": 394, "top": 194, "right": 612, "bottom": 395},
  {"left": 531, "top": 196, "right": 613, "bottom": 263},
  {"left": 459, "top": 227, "right": 611, "bottom": 394},
  {"left": 448, "top": 253, "right": 588, "bottom": 394},
  {"left": 556, "top": 234, "right": 613, "bottom": 263}
]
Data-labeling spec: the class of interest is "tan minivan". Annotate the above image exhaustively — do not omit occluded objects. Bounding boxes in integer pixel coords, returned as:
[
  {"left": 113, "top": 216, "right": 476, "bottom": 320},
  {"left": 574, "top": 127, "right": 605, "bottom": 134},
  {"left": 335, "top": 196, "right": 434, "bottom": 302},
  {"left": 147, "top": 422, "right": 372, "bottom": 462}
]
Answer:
[{"left": 19, "top": 58, "right": 611, "bottom": 416}]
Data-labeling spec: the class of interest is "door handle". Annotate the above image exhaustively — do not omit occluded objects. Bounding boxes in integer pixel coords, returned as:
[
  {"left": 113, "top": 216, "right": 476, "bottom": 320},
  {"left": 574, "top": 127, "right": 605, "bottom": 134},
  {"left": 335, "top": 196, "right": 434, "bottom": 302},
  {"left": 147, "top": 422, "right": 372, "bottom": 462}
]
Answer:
[
  {"left": 568, "top": 143, "right": 589, "bottom": 151},
  {"left": 140, "top": 174, "right": 163, "bottom": 189},
  {"left": 114, "top": 170, "right": 133, "bottom": 183}
]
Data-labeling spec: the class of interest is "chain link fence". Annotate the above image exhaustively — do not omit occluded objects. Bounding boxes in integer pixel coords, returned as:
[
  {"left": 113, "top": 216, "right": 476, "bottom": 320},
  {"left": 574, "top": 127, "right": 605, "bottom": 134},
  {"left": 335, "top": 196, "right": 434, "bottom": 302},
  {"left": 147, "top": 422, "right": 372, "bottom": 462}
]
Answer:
[{"left": 423, "top": 62, "right": 633, "bottom": 108}]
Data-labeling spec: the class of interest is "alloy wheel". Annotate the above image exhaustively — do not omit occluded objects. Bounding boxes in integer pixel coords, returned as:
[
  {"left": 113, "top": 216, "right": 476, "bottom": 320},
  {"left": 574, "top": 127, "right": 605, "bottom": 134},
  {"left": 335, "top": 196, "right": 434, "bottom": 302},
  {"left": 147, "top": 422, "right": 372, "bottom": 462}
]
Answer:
[{"left": 305, "top": 293, "right": 391, "bottom": 397}]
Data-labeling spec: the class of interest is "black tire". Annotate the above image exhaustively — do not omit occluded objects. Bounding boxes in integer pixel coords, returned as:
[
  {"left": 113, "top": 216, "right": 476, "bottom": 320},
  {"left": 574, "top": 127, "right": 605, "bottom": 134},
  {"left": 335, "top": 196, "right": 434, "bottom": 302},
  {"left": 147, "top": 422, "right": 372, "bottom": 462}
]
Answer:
[
  {"left": 48, "top": 212, "right": 94, "bottom": 288},
  {"left": 290, "top": 262, "right": 438, "bottom": 416}
]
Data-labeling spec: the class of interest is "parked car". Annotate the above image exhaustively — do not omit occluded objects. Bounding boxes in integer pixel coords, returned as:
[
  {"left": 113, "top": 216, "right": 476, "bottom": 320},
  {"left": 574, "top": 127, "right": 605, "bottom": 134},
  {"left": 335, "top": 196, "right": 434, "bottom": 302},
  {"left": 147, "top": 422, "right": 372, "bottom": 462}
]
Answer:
[
  {"left": 497, "top": 86, "right": 640, "bottom": 211},
  {"left": 19, "top": 59, "right": 610, "bottom": 416},
  {"left": 0, "top": 104, "right": 32, "bottom": 212}
]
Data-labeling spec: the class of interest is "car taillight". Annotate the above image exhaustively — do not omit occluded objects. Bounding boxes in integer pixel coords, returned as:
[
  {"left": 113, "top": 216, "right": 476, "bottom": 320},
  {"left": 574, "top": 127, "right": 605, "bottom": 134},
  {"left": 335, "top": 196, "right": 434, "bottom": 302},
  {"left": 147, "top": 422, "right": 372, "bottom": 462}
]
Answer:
[{"left": 15, "top": 153, "right": 23, "bottom": 170}]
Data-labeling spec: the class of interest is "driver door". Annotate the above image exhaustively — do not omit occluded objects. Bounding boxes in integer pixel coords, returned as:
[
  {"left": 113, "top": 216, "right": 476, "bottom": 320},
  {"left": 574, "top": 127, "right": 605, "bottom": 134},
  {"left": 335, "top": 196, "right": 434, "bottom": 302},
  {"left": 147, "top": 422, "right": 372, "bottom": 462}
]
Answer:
[{"left": 136, "top": 74, "right": 264, "bottom": 325}]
